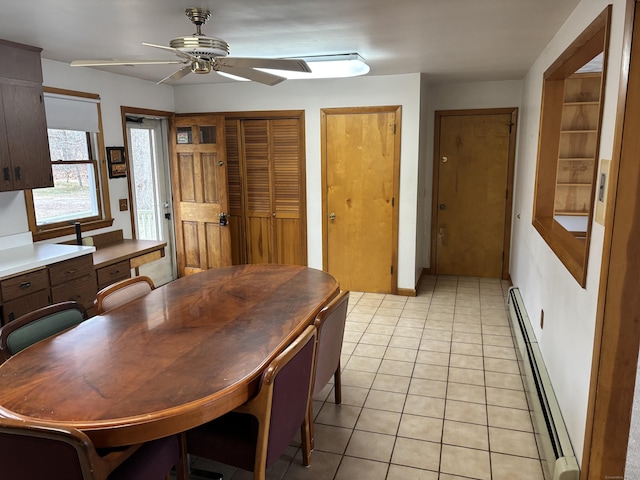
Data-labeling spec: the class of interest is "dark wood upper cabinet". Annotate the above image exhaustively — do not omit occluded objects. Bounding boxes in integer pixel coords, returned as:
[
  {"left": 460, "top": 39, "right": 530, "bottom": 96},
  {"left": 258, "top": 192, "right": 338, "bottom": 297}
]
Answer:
[{"left": 0, "top": 39, "right": 52, "bottom": 192}]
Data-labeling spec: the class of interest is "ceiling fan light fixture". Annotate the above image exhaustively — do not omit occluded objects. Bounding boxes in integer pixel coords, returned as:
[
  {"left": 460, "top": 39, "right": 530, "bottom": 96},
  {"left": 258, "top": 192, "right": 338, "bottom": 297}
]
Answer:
[
  {"left": 260, "top": 53, "right": 370, "bottom": 80},
  {"left": 191, "top": 59, "right": 212, "bottom": 74}
]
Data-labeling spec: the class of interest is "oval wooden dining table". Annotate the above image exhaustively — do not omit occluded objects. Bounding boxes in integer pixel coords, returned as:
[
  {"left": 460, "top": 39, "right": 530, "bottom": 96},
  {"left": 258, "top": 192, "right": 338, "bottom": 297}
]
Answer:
[{"left": 0, "top": 264, "right": 339, "bottom": 450}]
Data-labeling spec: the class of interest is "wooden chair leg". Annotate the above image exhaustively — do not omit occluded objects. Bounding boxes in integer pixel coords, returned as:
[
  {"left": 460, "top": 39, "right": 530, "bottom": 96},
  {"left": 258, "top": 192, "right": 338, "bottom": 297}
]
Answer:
[
  {"left": 301, "top": 414, "right": 312, "bottom": 466},
  {"left": 334, "top": 361, "right": 342, "bottom": 404},
  {"left": 307, "top": 402, "right": 315, "bottom": 450},
  {"left": 175, "top": 432, "right": 190, "bottom": 480}
]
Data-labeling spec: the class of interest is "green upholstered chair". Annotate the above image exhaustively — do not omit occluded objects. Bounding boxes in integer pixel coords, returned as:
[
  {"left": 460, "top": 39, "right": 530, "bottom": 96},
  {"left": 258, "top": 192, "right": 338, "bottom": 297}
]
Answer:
[{"left": 0, "top": 301, "right": 88, "bottom": 361}]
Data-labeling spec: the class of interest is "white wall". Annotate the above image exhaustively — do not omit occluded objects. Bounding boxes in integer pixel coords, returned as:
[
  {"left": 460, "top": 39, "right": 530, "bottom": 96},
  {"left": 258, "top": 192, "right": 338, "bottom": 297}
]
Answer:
[
  {"left": 0, "top": 61, "right": 175, "bottom": 243},
  {"left": 509, "top": 0, "right": 628, "bottom": 463},
  {"left": 174, "top": 73, "right": 422, "bottom": 290}
]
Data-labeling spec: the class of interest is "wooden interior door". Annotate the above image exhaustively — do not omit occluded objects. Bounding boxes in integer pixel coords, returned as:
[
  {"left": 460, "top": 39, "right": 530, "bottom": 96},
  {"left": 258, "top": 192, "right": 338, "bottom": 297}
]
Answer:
[
  {"left": 322, "top": 107, "right": 400, "bottom": 293},
  {"left": 432, "top": 109, "right": 516, "bottom": 278},
  {"left": 170, "top": 114, "right": 231, "bottom": 276}
]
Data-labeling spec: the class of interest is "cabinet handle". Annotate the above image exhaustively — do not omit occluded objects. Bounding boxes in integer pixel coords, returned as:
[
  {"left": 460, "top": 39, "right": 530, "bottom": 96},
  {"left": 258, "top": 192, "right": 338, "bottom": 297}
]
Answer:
[
  {"left": 14, "top": 167, "right": 21, "bottom": 180},
  {"left": 19, "top": 281, "right": 32, "bottom": 289},
  {"left": 110, "top": 270, "right": 120, "bottom": 275},
  {"left": 3, "top": 167, "right": 9, "bottom": 181},
  {"left": 65, "top": 269, "right": 78, "bottom": 275}
]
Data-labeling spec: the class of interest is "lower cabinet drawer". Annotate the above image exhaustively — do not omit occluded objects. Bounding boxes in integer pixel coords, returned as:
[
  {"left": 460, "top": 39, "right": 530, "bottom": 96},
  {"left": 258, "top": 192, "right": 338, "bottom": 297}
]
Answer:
[
  {"left": 51, "top": 274, "right": 97, "bottom": 310},
  {"left": 1, "top": 269, "right": 50, "bottom": 302},
  {"left": 2, "top": 289, "right": 50, "bottom": 325},
  {"left": 96, "top": 260, "right": 131, "bottom": 289}
]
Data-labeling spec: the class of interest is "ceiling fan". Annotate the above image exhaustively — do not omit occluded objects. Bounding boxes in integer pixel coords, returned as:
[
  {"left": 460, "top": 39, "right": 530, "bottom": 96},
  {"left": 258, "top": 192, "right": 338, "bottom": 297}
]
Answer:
[{"left": 70, "top": 7, "right": 311, "bottom": 85}]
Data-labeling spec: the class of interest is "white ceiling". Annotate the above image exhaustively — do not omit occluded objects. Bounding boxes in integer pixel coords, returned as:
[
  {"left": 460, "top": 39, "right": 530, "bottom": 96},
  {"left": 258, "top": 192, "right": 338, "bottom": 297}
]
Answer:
[{"left": 0, "top": 0, "right": 580, "bottom": 86}]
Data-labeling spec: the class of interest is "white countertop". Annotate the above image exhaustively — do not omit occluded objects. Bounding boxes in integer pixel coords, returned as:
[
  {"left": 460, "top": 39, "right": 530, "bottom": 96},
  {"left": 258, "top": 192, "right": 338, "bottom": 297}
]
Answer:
[{"left": 0, "top": 242, "right": 96, "bottom": 280}]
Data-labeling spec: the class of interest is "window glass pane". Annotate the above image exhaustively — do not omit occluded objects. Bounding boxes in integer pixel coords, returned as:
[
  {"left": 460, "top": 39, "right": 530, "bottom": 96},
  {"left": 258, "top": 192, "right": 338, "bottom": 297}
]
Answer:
[
  {"left": 32, "top": 163, "right": 99, "bottom": 225},
  {"left": 176, "top": 127, "right": 192, "bottom": 144},
  {"left": 48, "top": 129, "right": 90, "bottom": 160},
  {"left": 200, "top": 126, "right": 216, "bottom": 144},
  {"left": 130, "top": 128, "right": 160, "bottom": 240}
]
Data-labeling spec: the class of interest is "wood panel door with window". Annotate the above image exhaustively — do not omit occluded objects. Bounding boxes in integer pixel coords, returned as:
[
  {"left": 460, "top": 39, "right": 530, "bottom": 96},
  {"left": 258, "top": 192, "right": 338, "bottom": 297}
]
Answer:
[
  {"left": 322, "top": 106, "right": 401, "bottom": 294},
  {"left": 432, "top": 109, "right": 517, "bottom": 278},
  {"left": 226, "top": 114, "right": 307, "bottom": 266},
  {"left": 170, "top": 114, "right": 231, "bottom": 276}
]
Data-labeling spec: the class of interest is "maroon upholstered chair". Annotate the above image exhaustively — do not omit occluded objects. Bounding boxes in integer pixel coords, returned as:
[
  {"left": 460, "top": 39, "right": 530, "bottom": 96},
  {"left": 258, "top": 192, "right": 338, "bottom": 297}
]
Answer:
[
  {"left": 186, "top": 325, "right": 317, "bottom": 480},
  {"left": 0, "top": 301, "right": 88, "bottom": 362},
  {"left": 309, "top": 290, "right": 350, "bottom": 447},
  {"left": 94, "top": 276, "right": 155, "bottom": 315},
  {"left": 0, "top": 416, "right": 180, "bottom": 480}
]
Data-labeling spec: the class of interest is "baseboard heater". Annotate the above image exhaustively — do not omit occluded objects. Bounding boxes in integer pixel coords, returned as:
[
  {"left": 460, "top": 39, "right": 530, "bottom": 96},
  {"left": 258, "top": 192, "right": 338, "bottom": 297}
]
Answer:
[{"left": 507, "top": 287, "right": 579, "bottom": 480}]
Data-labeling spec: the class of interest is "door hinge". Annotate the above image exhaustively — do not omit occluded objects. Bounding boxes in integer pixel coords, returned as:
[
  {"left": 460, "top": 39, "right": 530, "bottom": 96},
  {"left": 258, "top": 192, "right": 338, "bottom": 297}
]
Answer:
[
  {"left": 392, "top": 197, "right": 395, "bottom": 207},
  {"left": 393, "top": 124, "right": 397, "bottom": 135},
  {"left": 390, "top": 265, "right": 394, "bottom": 275}
]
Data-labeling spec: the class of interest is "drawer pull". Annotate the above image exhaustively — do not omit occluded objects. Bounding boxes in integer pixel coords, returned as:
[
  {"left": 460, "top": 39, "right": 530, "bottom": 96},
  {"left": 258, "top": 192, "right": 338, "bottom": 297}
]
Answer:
[
  {"left": 3, "top": 167, "right": 9, "bottom": 181},
  {"left": 19, "top": 282, "right": 32, "bottom": 289},
  {"left": 110, "top": 270, "right": 120, "bottom": 275},
  {"left": 65, "top": 269, "right": 78, "bottom": 275}
]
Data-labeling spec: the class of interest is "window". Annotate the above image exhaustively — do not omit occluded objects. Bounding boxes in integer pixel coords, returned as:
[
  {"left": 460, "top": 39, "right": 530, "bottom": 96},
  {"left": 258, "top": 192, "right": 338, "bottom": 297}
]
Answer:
[
  {"left": 532, "top": 6, "right": 611, "bottom": 287},
  {"left": 25, "top": 88, "right": 112, "bottom": 240}
]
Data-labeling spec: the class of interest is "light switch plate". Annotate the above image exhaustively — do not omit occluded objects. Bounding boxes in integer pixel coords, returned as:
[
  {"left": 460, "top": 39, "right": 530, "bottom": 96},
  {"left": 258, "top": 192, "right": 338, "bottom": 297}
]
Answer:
[{"left": 595, "top": 159, "right": 610, "bottom": 225}]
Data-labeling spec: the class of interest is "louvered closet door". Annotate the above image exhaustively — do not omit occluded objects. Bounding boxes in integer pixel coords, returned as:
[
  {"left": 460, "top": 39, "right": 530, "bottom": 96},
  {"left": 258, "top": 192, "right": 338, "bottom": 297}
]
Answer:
[
  {"left": 227, "top": 116, "right": 307, "bottom": 266},
  {"left": 271, "top": 118, "right": 305, "bottom": 265},
  {"left": 225, "top": 120, "right": 247, "bottom": 265},
  {"left": 243, "top": 120, "right": 273, "bottom": 263}
]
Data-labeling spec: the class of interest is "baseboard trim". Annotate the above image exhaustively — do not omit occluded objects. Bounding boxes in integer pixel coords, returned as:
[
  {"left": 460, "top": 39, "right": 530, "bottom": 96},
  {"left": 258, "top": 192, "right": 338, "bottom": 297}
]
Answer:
[{"left": 397, "top": 288, "right": 417, "bottom": 297}]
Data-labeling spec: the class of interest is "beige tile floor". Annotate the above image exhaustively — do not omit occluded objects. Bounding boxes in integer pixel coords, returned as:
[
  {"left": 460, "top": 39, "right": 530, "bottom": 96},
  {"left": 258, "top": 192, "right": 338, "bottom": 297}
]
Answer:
[{"left": 189, "top": 275, "right": 546, "bottom": 480}]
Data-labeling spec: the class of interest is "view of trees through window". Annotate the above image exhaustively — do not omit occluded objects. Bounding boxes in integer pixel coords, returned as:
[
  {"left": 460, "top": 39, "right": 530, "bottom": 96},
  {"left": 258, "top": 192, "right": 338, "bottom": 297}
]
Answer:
[
  {"left": 32, "top": 129, "right": 99, "bottom": 225},
  {"left": 130, "top": 127, "right": 160, "bottom": 240}
]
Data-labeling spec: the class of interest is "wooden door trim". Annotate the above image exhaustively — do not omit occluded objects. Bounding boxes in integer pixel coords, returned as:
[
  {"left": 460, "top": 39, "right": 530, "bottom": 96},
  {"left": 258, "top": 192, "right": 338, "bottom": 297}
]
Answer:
[
  {"left": 320, "top": 105, "right": 401, "bottom": 293},
  {"left": 582, "top": 1, "right": 638, "bottom": 478},
  {"left": 431, "top": 107, "right": 518, "bottom": 279}
]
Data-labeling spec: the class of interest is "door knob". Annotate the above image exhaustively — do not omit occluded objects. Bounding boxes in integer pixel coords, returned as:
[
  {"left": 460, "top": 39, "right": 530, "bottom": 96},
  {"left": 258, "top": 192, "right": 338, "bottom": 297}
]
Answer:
[
  {"left": 329, "top": 213, "right": 336, "bottom": 220},
  {"left": 439, "top": 204, "right": 446, "bottom": 210}
]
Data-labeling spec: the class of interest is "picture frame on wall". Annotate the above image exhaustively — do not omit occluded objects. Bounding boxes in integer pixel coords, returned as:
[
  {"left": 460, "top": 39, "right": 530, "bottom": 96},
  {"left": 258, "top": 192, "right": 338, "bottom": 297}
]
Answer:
[{"left": 107, "top": 147, "right": 127, "bottom": 179}]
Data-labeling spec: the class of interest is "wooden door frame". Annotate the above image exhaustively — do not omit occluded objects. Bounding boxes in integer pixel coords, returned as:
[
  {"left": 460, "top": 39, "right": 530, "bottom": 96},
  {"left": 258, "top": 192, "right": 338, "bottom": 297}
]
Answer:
[
  {"left": 320, "top": 106, "right": 402, "bottom": 294},
  {"left": 581, "top": 0, "right": 640, "bottom": 478},
  {"left": 431, "top": 108, "right": 518, "bottom": 279}
]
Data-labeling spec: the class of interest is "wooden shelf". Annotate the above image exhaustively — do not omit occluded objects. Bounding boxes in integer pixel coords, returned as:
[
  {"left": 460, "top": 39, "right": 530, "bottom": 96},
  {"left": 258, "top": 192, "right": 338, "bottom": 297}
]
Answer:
[{"left": 555, "top": 210, "right": 589, "bottom": 216}]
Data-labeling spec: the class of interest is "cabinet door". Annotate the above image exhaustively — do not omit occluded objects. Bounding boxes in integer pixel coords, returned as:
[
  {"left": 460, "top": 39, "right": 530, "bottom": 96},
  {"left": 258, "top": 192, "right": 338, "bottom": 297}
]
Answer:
[
  {"left": 0, "top": 83, "right": 52, "bottom": 191},
  {"left": 0, "top": 89, "right": 11, "bottom": 191}
]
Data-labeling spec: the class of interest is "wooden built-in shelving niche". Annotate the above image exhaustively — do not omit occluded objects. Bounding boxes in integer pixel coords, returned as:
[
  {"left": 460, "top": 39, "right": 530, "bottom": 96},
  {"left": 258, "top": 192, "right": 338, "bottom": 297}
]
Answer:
[{"left": 554, "top": 72, "right": 602, "bottom": 218}]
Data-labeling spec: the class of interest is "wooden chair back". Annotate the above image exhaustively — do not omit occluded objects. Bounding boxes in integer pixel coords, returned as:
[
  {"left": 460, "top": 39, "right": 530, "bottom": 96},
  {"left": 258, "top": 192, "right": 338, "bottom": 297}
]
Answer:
[{"left": 94, "top": 276, "right": 155, "bottom": 315}]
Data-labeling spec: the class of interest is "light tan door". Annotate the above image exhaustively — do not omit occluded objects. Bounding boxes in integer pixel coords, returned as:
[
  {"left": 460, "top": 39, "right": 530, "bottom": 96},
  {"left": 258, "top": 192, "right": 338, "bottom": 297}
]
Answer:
[
  {"left": 322, "top": 107, "right": 400, "bottom": 293},
  {"left": 170, "top": 115, "right": 232, "bottom": 276},
  {"left": 433, "top": 110, "right": 516, "bottom": 278}
]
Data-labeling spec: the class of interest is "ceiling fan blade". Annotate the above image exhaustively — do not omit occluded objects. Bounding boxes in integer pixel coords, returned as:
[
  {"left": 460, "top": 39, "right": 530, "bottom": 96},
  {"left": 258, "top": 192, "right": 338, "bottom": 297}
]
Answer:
[
  {"left": 156, "top": 65, "right": 193, "bottom": 85},
  {"left": 71, "top": 59, "right": 185, "bottom": 67},
  {"left": 142, "top": 42, "right": 195, "bottom": 61},
  {"left": 217, "top": 65, "right": 286, "bottom": 86},
  {"left": 218, "top": 57, "right": 311, "bottom": 73}
]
